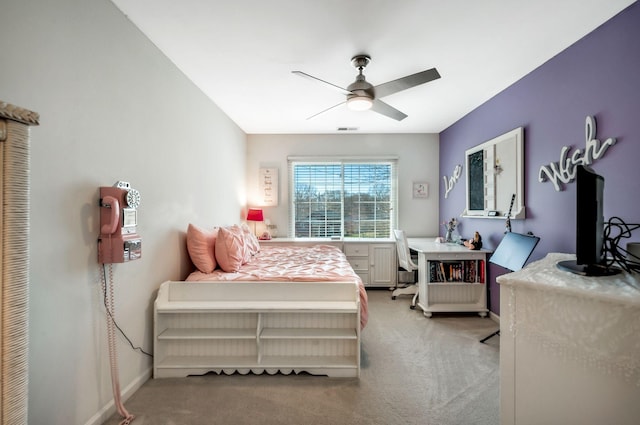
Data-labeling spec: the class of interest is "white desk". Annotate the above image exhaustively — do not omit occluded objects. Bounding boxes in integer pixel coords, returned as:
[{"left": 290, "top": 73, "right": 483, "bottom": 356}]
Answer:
[
  {"left": 408, "top": 238, "right": 490, "bottom": 317},
  {"left": 498, "top": 252, "right": 640, "bottom": 425}
]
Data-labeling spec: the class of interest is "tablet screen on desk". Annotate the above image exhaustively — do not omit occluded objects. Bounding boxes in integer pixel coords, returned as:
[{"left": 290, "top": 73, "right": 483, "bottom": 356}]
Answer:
[{"left": 489, "top": 232, "right": 540, "bottom": 272}]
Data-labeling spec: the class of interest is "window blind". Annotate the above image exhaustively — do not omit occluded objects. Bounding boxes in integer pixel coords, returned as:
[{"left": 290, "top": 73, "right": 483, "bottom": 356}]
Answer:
[{"left": 288, "top": 158, "right": 397, "bottom": 239}]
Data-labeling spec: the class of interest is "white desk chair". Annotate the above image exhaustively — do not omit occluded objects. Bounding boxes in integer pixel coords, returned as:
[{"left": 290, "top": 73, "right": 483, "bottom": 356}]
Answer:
[{"left": 391, "top": 229, "right": 419, "bottom": 309}]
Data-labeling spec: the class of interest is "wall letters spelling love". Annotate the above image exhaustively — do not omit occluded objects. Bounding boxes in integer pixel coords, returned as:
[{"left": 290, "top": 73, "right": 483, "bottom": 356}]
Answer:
[
  {"left": 538, "top": 116, "right": 616, "bottom": 191},
  {"left": 443, "top": 164, "right": 462, "bottom": 199}
]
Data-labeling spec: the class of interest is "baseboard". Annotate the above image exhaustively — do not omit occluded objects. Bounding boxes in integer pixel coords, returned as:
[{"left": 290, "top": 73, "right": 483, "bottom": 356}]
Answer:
[
  {"left": 84, "top": 367, "right": 152, "bottom": 425},
  {"left": 488, "top": 311, "right": 500, "bottom": 323}
]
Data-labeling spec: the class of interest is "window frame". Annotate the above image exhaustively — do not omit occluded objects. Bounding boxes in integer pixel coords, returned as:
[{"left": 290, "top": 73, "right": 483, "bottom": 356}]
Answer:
[{"left": 288, "top": 156, "right": 398, "bottom": 239}]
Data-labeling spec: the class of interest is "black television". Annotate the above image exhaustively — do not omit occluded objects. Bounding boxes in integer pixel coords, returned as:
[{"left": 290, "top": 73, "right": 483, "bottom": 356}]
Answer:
[{"left": 557, "top": 165, "right": 620, "bottom": 276}]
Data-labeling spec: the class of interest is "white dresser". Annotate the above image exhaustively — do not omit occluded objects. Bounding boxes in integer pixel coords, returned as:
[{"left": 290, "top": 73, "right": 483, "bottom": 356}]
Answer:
[{"left": 498, "top": 253, "right": 640, "bottom": 425}]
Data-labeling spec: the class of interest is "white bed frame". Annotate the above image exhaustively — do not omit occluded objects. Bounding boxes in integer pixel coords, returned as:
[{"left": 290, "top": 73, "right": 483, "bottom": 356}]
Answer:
[{"left": 154, "top": 280, "right": 361, "bottom": 378}]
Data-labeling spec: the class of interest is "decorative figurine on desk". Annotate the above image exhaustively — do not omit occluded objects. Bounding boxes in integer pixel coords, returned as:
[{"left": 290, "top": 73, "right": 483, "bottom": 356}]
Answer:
[
  {"left": 443, "top": 217, "right": 458, "bottom": 243},
  {"left": 464, "top": 231, "right": 483, "bottom": 250}
]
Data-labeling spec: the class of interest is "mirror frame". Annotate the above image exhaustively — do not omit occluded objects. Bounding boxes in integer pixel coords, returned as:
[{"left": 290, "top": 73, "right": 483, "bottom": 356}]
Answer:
[{"left": 463, "top": 127, "right": 525, "bottom": 219}]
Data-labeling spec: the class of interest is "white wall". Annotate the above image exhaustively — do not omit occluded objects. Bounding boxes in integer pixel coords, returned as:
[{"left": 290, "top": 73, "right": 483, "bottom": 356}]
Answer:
[
  {"left": 1, "top": 2, "right": 440, "bottom": 422},
  {"left": 0, "top": 0, "right": 246, "bottom": 424},
  {"left": 247, "top": 134, "right": 440, "bottom": 238}
]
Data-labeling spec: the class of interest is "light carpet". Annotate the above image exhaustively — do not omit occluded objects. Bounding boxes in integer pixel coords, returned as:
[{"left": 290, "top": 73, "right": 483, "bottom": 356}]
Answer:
[{"left": 104, "top": 289, "right": 500, "bottom": 425}]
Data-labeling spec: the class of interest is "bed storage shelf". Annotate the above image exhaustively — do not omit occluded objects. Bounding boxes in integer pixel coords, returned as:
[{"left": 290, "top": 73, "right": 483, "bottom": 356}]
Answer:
[
  {"left": 156, "top": 301, "right": 358, "bottom": 313},
  {"left": 154, "top": 280, "right": 361, "bottom": 378},
  {"left": 158, "top": 328, "right": 257, "bottom": 340},
  {"left": 260, "top": 328, "right": 356, "bottom": 339}
]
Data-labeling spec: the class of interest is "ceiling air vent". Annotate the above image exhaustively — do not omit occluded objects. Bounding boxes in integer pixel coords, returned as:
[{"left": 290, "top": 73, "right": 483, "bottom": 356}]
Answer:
[{"left": 337, "top": 127, "right": 359, "bottom": 131}]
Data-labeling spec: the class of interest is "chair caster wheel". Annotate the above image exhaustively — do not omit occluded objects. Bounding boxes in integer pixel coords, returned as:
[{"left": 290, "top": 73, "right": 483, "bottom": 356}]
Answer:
[
  {"left": 391, "top": 296, "right": 396, "bottom": 300},
  {"left": 409, "top": 305, "right": 416, "bottom": 310}
]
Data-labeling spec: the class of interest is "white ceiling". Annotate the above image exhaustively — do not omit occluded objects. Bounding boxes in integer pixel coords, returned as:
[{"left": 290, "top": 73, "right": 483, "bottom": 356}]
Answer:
[{"left": 110, "top": 0, "right": 634, "bottom": 134}]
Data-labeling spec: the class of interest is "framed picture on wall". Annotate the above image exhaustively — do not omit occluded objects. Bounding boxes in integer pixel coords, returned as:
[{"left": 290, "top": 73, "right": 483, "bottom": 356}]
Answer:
[
  {"left": 259, "top": 167, "right": 278, "bottom": 206},
  {"left": 413, "top": 182, "right": 428, "bottom": 199}
]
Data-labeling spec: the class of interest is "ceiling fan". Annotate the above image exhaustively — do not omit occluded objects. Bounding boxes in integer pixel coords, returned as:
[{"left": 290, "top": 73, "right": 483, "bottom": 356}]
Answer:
[{"left": 292, "top": 55, "right": 440, "bottom": 121}]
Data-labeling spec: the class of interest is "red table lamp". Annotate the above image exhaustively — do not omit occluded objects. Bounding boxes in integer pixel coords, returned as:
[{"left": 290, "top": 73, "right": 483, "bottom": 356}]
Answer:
[{"left": 246, "top": 208, "right": 264, "bottom": 236}]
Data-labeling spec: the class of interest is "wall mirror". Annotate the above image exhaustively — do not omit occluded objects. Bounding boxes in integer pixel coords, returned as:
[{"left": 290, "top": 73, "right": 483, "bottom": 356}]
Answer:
[{"left": 464, "top": 127, "right": 525, "bottom": 219}]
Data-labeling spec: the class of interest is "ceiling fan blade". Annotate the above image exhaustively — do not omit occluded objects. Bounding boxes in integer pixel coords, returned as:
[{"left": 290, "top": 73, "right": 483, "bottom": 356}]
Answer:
[
  {"left": 371, "top": 99, "right": 408, "bottom": 121},
  {"left": 373, "top": 68, "right": 441, "bottom": 98},
  {"left": 306, "top": 101, "right": 346, "bottom": 120},
  {"left": 292, "top": 71, "right": 352, "bottom": 96}
]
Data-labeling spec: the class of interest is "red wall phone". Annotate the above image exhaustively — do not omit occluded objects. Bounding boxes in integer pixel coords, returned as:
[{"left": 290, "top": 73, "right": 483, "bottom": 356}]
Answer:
[{"left": 98, "top": 181, "right": 142, "bottom": 264}]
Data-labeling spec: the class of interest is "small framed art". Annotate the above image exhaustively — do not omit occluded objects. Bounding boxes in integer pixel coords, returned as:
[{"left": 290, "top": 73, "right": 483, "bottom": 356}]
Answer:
[
  {"left": 413, "top": 182, "right": 428, "bottom": 199},
  {"left": 259, "top": 167, "right": 278, "bottom": 206}
]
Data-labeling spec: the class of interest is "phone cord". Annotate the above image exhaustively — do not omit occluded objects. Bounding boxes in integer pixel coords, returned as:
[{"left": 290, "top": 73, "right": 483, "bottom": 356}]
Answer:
[{"left": 102, "top": 264, "right": 135, "bottom": 425}]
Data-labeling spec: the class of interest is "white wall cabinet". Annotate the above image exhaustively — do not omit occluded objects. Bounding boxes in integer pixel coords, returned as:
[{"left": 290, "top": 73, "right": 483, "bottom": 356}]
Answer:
[
  {"left": 344, "top": 242, "right": 397, "bottom": 288},
  {"left": 369, "top": 243, "right": 397, "bottom": 287}
]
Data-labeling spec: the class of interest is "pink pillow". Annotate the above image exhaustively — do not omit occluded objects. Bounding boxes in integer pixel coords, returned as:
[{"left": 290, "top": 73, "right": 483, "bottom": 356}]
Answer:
[
  {"left": 215, "top": 226, "right": 247, "bottom": 272},
  {"left": 241, "top": 223, "right": 260, "bottom": 256},
  {"left": 186, "top": 223, "right": 218, "bottom": 273}
]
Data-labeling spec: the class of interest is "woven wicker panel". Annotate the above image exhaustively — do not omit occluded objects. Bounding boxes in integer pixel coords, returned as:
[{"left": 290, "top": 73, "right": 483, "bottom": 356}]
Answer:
[{"left": 1, "top": 119, "right": 30, "bottom": 424}]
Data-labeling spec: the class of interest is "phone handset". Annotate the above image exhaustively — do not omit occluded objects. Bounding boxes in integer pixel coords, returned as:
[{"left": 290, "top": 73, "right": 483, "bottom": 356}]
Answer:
[{"left": 101, "top": 195, "right": 120, "bottom": 235}]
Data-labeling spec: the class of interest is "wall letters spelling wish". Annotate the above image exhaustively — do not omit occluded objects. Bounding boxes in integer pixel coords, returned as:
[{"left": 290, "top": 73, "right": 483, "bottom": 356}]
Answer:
[{"left": 539, "top": 116, "right": 616, "bottom": 191}]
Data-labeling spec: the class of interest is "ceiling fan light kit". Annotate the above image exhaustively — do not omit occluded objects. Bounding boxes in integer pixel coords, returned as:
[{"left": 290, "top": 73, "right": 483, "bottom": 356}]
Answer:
[
  {"left": 347, "top": 95, "right": 373, "bottom": 111},
  {"left": 292, "top": 54, "right": 440, "bottom": 122}
]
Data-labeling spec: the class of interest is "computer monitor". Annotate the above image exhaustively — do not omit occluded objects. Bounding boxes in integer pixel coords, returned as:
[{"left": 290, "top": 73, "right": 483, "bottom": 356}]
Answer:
[{"left": 489, "top": 232, "right": 540, "bottom": 272}]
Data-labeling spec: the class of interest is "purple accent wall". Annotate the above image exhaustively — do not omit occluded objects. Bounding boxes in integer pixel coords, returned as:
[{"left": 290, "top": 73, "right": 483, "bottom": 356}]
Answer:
[{"left": 439, "top": 3, "right": 640, "bottom": 314}]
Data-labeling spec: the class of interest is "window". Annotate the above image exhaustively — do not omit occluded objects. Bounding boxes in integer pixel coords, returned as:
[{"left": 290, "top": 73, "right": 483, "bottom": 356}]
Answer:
[{"left": 288, "top": 157, "right": 397, "bottom": 239}]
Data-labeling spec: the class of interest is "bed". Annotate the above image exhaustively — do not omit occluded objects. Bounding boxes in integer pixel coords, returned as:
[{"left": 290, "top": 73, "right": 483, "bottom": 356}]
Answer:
[
  {"left": 186, "top": 244, "right": 368, "bottom": 328},
  {"left": 153, "top": 224, "right": 367, "bottom": 378}
]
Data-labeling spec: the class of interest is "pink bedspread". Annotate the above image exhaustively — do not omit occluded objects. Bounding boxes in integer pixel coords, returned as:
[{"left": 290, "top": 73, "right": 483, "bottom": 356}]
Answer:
[{"left": 187, "top": 244, "right": 368, "bottom": 328}]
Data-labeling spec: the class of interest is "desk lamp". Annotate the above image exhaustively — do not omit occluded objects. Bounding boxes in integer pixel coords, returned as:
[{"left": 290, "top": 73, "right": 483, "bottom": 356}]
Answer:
[{"left": 246, "top": 208, "right": 264, "bottom": 236}]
